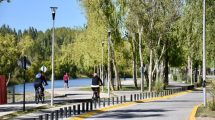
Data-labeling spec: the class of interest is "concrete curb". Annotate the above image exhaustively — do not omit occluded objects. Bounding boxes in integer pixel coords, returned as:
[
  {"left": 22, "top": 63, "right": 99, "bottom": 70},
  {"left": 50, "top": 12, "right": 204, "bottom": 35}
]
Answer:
[
  {"left": 70, "top": 90, "right": 193, "bottom": 120},
  {"left": 189, "top": 104, "right": 202, "bottom": 120}
]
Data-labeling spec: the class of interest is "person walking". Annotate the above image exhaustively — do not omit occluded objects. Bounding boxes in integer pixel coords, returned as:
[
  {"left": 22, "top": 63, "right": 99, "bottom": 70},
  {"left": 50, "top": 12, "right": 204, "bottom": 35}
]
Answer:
[{"left": 63, "top": 72, "right": 70, "bottom": 88}]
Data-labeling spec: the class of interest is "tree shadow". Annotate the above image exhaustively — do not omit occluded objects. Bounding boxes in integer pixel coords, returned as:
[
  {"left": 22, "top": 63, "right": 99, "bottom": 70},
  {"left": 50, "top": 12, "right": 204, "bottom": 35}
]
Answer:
[{"left": 81, "top": 109, "right": 173, "bottom": 119}]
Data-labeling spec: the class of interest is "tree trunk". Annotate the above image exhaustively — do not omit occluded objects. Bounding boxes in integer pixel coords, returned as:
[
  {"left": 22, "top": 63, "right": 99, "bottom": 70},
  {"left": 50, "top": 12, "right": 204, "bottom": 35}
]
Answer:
[
  {"left": 187, "top": 55, "right": 193, "bottom": 84},
  {"left": 110, "top": 61, "right": 114, "bottom": 90},
  {"left": 156, "top": 61, "right": 159, "bottom": 82},
  {"left": 110, "top": 39, "right": 120, "bottom": 90},
  {"left": 108, "top": 31, "right": 114, "bottom": 92},
  {"left": 159, "top": 61, "right": 164, "bottom": 82},
  {"left": 138, "top": 26, "right": 144, "bottom": 92},
  {"left": 148, "top": 49, "right": 153, "bottom": 92},
  {"left": 163, "top": 52, "right": 169, "bottom": 89},
  {"left": 129, "top": 33, "right": 138, "bottom": 88},
  {"left": 132, "top": 54, "right": 138, "bottom": 88},
  {"left": 144, "top": 69, "right": 149, "bottom": 87}
]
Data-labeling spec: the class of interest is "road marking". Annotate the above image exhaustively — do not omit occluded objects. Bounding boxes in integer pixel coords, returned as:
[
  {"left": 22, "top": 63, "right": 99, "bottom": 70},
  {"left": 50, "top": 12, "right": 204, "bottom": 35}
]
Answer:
[
  {"left": 189, "top": 104, "right": 201, "bottom": 120},
  {"left": 70, "top": 90, "right": 193, "bottom": 120}
]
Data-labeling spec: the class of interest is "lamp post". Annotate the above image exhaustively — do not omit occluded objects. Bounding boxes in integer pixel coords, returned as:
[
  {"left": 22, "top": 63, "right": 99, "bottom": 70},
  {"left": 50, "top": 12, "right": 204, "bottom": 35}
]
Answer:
[
  {"left": 202, "top": 0, "right": 207, "bottom": 107},
  {"left": 107, "top": 30, "right": 111, "bottom": 98},
  {"left": 50, "top": 7, "right": 57, "bottom": 106},
  {"left": 23, "top": 56, "right": 26, "bottom": 111},
  {"left": 102, "top": 41, "right": 104, "bottom": 92}
]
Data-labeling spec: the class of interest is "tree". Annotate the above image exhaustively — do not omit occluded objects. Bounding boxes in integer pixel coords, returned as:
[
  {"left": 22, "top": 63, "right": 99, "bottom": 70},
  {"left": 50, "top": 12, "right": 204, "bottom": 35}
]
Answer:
[{"left": 0, "top": 34, "right": 19, "bottom": 75}]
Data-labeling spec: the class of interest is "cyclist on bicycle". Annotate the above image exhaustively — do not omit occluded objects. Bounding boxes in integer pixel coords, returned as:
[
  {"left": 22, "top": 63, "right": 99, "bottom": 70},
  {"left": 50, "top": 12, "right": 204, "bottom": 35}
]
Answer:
[
  {"left": 91, "top": 73, "right": 103, "bottom": 98},
  {"left": 34, "top": 71, "right": 48, "bottom": 95}
]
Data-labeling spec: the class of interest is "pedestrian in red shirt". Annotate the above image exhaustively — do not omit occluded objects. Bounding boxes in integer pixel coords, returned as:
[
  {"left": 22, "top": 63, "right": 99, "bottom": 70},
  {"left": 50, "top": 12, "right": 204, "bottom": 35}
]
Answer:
[{"left": 63, "top": 72, "right": 69, "bottom": 88}]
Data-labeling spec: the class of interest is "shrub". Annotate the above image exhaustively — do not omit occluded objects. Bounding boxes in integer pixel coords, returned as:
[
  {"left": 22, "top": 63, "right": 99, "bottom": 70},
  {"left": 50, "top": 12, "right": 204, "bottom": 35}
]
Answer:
[
  {"left": 208, "top": 101, "right": 215, "bottom": 111},
  {"left": 173, "top": 74, "right": 177, "bottom": 81},
  {"left": 154, "top": 80, "right": 164, "bottom": 93},
  {"left": 208, "top": 81, "right": 215, "bottom": 111}
]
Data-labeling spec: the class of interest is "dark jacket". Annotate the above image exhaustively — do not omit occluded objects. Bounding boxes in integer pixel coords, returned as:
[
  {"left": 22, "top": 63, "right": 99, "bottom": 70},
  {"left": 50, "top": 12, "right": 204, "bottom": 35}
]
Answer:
[
  {"left": 34, "top": 73, "right": 48, "bottom": 85},
  {"left": 92, "top": 76, "right": 103, "bottom": 85}
]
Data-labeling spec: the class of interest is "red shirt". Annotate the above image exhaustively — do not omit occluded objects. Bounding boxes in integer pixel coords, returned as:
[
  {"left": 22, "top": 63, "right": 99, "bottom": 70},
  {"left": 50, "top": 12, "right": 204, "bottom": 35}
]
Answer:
[{"left": 63, "top": 74, "right": 69, "bottom": 81}]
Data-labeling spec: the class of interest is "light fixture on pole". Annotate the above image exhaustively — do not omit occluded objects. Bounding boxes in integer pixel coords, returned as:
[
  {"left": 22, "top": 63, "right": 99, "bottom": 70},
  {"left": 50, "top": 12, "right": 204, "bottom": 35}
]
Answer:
[
  {"left": 102, "top": 41, "right": 104, "bottom": 92},
  {"left": 202, "top": 0, "right": 207, "bottom": 107},
  {"left": 50, "top": 6, "right": 57, "bottom": 106},
  {"left": 107, "top": 29, "right": 111, "bottom": 98}
]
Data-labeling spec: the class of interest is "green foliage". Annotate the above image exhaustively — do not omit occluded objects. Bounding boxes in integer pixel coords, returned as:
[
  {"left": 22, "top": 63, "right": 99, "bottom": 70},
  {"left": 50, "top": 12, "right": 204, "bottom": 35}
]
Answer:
[
  {"left": 208, "top": 81, "right": 215, "bottom": 111},
  {"left": 208, "top": 101, "right": 215, "bottom": 111},
  {"left": 0, "top": 33, "right": 19, "bottom": 75},
  {"left": 172, "top": 74, "right": 177, "bottom": 81},
  {"left": 2, "top": 0, "right": 215, "bottom": 88},
  {"left": 153, "top": 81, "right": 164, "bottom": 93}
]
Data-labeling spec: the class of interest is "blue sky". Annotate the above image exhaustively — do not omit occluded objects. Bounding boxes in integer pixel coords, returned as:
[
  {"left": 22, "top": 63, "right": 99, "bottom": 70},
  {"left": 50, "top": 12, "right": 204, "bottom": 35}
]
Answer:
[{"left": 0, "top": 0, "right": 87, "bottom": 31}]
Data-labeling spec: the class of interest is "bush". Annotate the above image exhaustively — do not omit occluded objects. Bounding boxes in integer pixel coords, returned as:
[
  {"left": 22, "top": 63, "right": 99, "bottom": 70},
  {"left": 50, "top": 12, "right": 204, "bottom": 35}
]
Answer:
[
  {"left": 154, "top": 81, "right": 164, "bottom": 93},
  {"left": 208, "top": 81, "right": 215, "bottom": 111},
  {"left": 173, "top": 74, "right": 177, "bottom": 81},
  {"left": 208, "top": 101, "right": 215, "bottom": 111}
]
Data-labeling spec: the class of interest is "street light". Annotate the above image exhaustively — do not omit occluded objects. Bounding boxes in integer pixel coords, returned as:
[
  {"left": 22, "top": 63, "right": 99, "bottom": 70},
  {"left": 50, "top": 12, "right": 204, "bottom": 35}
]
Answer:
[
  {"left": 107, "top": 29, "right": 111, "bottom": 98},
  {"left": 102, "top": 41, "right": 104, "bottom": 92},
  {"left": 202, "top": 0, "right": 207, "bottom": 107},
  {"left": 50, "top": 7, "right": 57, "bottom": 106}
]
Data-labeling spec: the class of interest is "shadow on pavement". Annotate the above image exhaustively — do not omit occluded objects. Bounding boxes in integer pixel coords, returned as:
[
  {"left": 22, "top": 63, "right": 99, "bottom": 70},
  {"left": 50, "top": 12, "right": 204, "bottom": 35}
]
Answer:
[
  {"left": 89, "top": 109, "right": 169, "bottom": 119},
  {"left": 150, "top": 100, "right": 200, "bottom": 103}
]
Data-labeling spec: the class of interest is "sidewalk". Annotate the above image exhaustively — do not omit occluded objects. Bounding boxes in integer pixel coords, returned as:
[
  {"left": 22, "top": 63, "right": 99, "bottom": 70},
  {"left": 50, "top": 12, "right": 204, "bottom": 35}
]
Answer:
[
  {"left": 0, "top": 79, "right": 192, "bottom": 119},
  {"left": 0, "top": 88, "right": 109, "bottom": 119}
]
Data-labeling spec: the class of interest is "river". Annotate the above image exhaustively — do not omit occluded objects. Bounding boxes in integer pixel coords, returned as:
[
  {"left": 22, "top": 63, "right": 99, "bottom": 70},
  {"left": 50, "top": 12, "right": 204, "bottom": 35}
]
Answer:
[{"left": 8, "top": 78, "right": 92, "bottom": 93}]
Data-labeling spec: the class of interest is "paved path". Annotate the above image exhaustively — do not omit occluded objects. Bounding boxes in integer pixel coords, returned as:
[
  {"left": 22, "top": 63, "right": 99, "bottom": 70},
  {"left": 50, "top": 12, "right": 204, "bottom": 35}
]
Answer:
[
  {"left": 83, "top": 90, "right": 203, "bottom": 120},
  {"left": 0, "top": 80, "right": 199, "bottom": 119}
]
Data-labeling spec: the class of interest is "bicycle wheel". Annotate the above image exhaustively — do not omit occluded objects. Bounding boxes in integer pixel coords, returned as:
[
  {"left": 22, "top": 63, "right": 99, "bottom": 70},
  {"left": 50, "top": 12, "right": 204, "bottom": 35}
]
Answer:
[
  {"left": 35, "top": 90, "right": 39, "bottom": 104},
  {"left": 41, "top": 93, "right": 45, "bottom": 103},
  {"left": 92, "top": 91, "right": 98, "bottom": 102}
]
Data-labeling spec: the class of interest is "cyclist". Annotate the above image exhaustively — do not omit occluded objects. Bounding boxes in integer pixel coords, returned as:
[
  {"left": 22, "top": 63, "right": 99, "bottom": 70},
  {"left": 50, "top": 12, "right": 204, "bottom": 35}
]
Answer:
[
  {"left": 34, "top": 71, "right": 48, "bottom": 96},
  {"left": 91, "top": 73, "right": 103, "bottom": 99}
]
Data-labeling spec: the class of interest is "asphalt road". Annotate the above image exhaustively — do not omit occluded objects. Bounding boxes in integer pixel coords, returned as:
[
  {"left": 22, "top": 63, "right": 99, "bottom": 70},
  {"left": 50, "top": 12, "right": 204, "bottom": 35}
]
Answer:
[{"left": 85, "top": 90, "right": 203, "bottom": 120}]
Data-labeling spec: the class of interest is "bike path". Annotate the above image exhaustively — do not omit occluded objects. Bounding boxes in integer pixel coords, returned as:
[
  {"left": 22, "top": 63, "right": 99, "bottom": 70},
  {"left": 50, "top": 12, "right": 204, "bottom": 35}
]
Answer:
[{"left": 72, "top": 90, "right": 203, "bottom": 120}]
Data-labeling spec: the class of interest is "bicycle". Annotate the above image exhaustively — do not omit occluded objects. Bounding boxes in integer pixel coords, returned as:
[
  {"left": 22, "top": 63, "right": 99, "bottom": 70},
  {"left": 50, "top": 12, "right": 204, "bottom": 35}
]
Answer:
[
  {"left": 92, "top": 87, "right": 100, "bottom": 102},
  {"left": 35, "top": 86, "right": 45, "bottom": 104}
]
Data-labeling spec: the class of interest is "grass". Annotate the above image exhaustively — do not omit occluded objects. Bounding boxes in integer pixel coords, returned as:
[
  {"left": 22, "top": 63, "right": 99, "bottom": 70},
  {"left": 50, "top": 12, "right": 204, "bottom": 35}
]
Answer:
[
  {"left": 196, "top": 104, "right": 215, "bottom": 118},
  {"left": 196, "top": 80, "right": 215, "bottom": 118}
]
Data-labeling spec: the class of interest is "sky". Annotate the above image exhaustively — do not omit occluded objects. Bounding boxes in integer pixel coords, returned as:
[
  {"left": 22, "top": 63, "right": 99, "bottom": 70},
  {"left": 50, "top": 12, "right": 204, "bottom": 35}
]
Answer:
[{"left": 0, "top": 0, "right": 87, "bottom": 31}]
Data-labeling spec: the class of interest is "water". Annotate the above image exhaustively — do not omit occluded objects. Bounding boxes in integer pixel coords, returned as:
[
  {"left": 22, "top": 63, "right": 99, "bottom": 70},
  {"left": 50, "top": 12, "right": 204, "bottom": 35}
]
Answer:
[{"left": 8, "top": 78, "right": 92, "bottom": 93}]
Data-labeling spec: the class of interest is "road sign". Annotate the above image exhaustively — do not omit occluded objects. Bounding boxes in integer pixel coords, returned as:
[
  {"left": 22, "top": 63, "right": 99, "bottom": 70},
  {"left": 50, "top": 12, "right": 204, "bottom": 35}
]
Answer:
[
  {"left": 40, "top": 66, "right": 47, "bottom": 72},
  {"left": 17, "top": 56, "right": 31, "bottom": 70}
]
